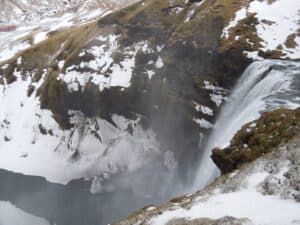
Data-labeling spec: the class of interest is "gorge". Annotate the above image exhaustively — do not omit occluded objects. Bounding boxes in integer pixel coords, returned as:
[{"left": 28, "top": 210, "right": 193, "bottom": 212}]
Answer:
[{"left": 0, "top": 0, "right": 299, "bottom": 224}]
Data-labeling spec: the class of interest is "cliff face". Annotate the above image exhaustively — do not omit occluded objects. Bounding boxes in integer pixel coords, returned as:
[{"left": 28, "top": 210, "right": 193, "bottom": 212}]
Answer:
[
  {"left": 0, "top": 0, "right": 253, "bottom": 189},
  {"left": 114, "top": 108, "right": 300, "bottom": 225}
]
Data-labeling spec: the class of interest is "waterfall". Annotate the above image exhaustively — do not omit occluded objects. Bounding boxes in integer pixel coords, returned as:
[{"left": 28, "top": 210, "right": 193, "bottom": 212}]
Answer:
[{"left": 192, "top": 59, "right": 300, "bottom": 191}]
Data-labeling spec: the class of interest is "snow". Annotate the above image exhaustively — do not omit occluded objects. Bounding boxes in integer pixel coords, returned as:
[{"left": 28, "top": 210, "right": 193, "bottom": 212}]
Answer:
[
  {"left": 194, "top": 101, "right": 213, "bottom": 116},
  {"left": 244, "top": 51, "right": 263, "bottom": 60},
  {"left": 248, "top": 0, "right": 300, "bottom": 58},
  {"left": 184, "top": 1, "right": 205, "bottom": 22},
  {"left": 0, "top": 201, "right": 50, "bottom": 225},
  {"left": 58, "top": 60, "right": 65, "bottom": 70},
  {"left": 58, "top": 35, "right": 150, "bottom": 92},
  {"left": 33, "top": 32, "right": 48, "bottom": 44},
  {"left": 1, "top": 64, "right": 9, "bottom": 69},
  {"left": 155, "top": 57, "right": 164, "bottom": 69},
  {"left": 222, "top": 0, "right": 300, "bottom": 59},
  {"left": 0, "top": 41, "right": 30, "bottom": 62},
  {"left": 146, "top": 207, "right": 156, "bottom": 211},
  {"left": 184, "top": 9, "right": 195, "bottom": 23},
  {"left": 49, "top": 13, "right": 74, "bottom": 31},
  {"left": 156, "top": 45, "right": 164, "bottom": 52},
  {"left": 201, "top": 81, "right": 227, "bottom": 107},
  {"left": 80, "top": 8, "right": 111, "bottom": 21},
  {"left": 150, "top": 189, "right": 300, "bottom": 225},
  {"left": 150, "top": 169, "right": 300, "bottom": 225},
  {"left": 0, "top": 0, "right": 137, "bottom": 26},
  {"left": 0, "top": 19, "right": 163, "bottom": 186},
  {"left": 169, "top": 6, "right": 184, "bottom": 15},
  {"left": 17, "top": 57, "right": 22, "bottom": 65},
  {"left": 193, "top": 118, "right": 213, "bottom": 129},
  {"left": 203, "top": 80, "right": 226, "bottom": 93},
  {"left": 87, "top": 34, "right": 119, "bottom": 72},
  {"left": 0, "top": 68, "right": 161, "bottom": 185},
  {"left": 210, "top": 94, "right": 225, "bottom": 107},
  {"left": 109, "top": 54, "right": 136, "bottom": 88},
  {"left": 0, "top": 0, "right": 137, "bottom": 64},
  {"left": 146, "top": 70, "right": 155, "bottom": 79},
  {"left": 222, "top": 7, "right": 247, "bottom": 39}
]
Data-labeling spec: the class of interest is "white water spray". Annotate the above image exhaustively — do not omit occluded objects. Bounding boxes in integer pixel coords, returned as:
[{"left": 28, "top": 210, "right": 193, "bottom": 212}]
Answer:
[{"left": 192, "top": 60, "right": 300, "bottom": 191}]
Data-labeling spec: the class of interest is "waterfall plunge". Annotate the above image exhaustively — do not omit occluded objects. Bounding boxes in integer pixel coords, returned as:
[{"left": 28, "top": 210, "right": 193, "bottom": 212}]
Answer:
[{"left": 192, "top": 60, "right": 300, "bottom": 191}]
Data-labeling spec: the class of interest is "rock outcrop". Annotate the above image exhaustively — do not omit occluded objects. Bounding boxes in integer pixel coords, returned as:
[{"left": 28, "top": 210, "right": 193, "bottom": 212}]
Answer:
[{"left": 212, "top": 108, "right": 300, "bottom": 174}]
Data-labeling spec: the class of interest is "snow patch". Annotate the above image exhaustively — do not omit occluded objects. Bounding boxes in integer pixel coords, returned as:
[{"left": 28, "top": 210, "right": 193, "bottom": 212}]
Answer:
[
  {"left": 155, "top": 57, "right": 164, "bottom": 69},
  {"left": 222, "top": 0, "right": 300, "bottom": 59},
  {"left": 193, "top": 118, "right": 213, "bottom": 129},
  {"left": 194, "top": 101, "right": 213, "bottom": 116},
  {"left": 33, "top": 32, "right": 48, "bottom": 44},
  {"left": 222, "top": 8, "right": 247, "bottom": 38},
  {"left": 210, "top": 94, "right": 225, "bottom": 107},
  {"left": 0, "top": 201, "right": 50, "bottom": 225}
]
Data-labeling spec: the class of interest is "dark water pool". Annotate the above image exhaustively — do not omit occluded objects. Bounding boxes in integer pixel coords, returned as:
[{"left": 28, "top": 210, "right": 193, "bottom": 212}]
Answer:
[{"left": 0, "top": 169, "right": 164, "bottom": 225}]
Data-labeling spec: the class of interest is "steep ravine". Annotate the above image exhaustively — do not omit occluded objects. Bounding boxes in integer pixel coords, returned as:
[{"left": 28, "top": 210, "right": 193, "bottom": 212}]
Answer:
[
  {"left": 114, "top": 108, "right": 300, "bottom": 225},
  {"left": 0, "top": 0, "right": 255, "bottom": 193},
  {"left": 0, "top": 0, "right": 300, "bottom": 224}
]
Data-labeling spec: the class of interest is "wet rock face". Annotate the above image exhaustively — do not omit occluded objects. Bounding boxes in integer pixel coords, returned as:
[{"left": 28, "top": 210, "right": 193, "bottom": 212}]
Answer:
[{"left": 211, "top": 108, "right": 300, "bottom": 174}]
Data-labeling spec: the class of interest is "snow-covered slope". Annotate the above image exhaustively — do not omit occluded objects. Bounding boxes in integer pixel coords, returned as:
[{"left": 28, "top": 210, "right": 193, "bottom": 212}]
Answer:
[
  {"left": 114, "top": 109, "right": 300, "bottom": 225},
  {"left": 0, "top": 0, "right": 139, "bottom": 62},
  {"left": 0, "top": 0, "right": 139, "bottom": 25},
  {"left": 221, "top": 0, "right": 300, "bottom": 59}
]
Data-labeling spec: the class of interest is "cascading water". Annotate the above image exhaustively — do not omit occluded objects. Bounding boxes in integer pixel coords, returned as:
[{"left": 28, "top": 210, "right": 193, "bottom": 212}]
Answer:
[{"left": 192, "top": 59, "right": 300, "bottom": 191}]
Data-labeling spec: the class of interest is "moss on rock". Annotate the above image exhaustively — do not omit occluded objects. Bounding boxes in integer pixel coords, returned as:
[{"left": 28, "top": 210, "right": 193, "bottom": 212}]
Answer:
[{"left": 212, "top": 108, "right": 300, "bottom": 174}]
